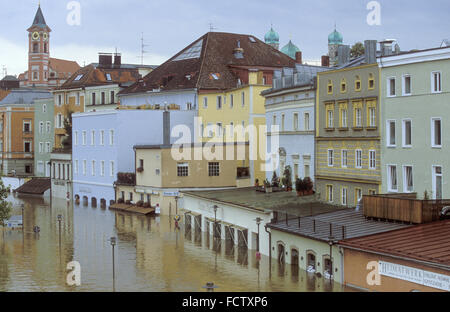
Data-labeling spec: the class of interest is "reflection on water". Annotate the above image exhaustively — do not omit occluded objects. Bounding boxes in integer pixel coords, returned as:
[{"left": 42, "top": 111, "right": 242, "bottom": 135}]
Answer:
[{"left": 0, "top": 194, "right": 354, "bottom": 292}]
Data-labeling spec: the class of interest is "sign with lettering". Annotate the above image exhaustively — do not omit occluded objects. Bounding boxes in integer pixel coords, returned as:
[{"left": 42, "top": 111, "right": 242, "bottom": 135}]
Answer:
[
  {"left": 379, "top": 261, "right": 450, "bottom": 291},
  {"left": 164, "top": 191, "right": 179, "bottom": 197}
]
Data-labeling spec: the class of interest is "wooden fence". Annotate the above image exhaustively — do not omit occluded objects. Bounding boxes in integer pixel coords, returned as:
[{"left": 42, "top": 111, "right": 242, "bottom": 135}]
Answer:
[{"left": 363, "top": 195, "right": 449, "bottom": 224}]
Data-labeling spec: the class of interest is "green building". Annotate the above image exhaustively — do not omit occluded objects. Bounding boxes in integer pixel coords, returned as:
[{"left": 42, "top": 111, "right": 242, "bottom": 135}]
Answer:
[
  {"left": 34, "top": 97, "right": 54, "bottom": 177},
  {"left": 379, "top": 46, "right": 450, "bottom": 199}
]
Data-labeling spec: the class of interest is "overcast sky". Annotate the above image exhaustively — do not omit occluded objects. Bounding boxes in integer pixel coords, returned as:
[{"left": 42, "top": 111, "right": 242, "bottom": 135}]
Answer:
[{"left": 1, "top": 0, "right": 449, "bottom": 76}]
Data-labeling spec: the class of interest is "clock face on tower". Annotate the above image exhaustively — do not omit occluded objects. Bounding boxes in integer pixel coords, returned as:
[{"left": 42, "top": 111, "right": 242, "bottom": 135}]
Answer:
[
  {"left": 32, "top": 31, "right": 40, "bottom": 41},
  {"left": 43, "top": 33, "right": 48, "bottom": 41}
]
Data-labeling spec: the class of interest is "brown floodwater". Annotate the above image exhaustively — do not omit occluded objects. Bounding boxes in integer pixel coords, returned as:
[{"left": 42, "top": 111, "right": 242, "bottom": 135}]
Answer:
[{"left": 0, "top": 194, "right": 355, "bottom": 292}]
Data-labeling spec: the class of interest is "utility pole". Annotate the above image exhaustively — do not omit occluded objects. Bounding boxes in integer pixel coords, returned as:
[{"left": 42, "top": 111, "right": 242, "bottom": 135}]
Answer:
[{"left": 139, "top": 33, "right": 149, "bottom": 65}]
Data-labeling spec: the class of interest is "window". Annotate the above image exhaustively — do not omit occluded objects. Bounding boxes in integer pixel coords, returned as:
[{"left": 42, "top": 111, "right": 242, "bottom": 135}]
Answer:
[
  {"left": 328, "top": 110, "right": 334, "bottom": 128},
  {"left": 46, "top": 142, "right": 51, "bottom": 153},
  {"left": 353, "top": 102, "right": 362, "bottom": 128},
  {"left": 328, "top": 149, "right": 334, "bottom": 167},
  {"left": 327, "top": 80, "right": 333, "bottom": 94},
  {"left": 74, "top": 131, "right": 78, "bottom": 145},
  {"left": 82, "top": 160, "right": 87, "bottom": 175},
  {"left": 109, "top": 130, "right": 114, "bottom": 145},
  {"left": 106, "top": 73, "right": 112, "bottom": 81},
  {"left": 341, "top": 187, "right": 348, "bottom": 206},
  {"left": 293, "top": 113, "right": 299, "bottom": 130},
  {"left": 206, "top": 123, "right": 214, "bottom": 138},
  {"left": 100, "top": 130, "right": 105, "bottom": 146},
  {"left": 217, "top": 96, "right": 222, "bottom": 109},
  {"left": 326, "top": 185, "right": 333, "bottom": 203},
  {"left": 355, "top": 76, "right": 361, "bottom": 91},
  {"left": 388, "top": 77, "right": 396, "bottom": 97},
  {"left": 110, "top": 91, "right": 115, "bottom": 104},
  {"left": 92, "top": 93, "right": 96, "bottom": 105},
  {"left": 138, "top": 159, "right": 144, "bottom": 170},
  {"left": 39, "top": 122, "right": 44, "bottom": 134},
  {"left": 203, "top": 97, "right": 208, "bottom": 108},
  {"left": 340, "top": 79, "right": 347, "bottom": 93},
  {"left": 100, "top": 161, "right": 105, "bottom": 176},
  {"left": 355, "top": 150, "right": 362, "bottom": 168},
  {"left": 76, "top": 92, "right": 80, "bottom": 105},
  {"left": 129, "top": 192, "right": 133, "bottom": 202},
  {"left": 33, "top": 43, "right": 39, "bottom": 53},
  {"left": 39, "top": 142, "right": 43, "bottom": 154},
  {"left": 92, "top": 160, "right": 96, "bottom": 176},
  {"left": 368, "top": 107, "right": 376, "bottom": 127},
  {"left": 241, "top": 92, "right": 245, "bottom": 107},
  {"left": 58, "top": 94, "right": 62, "bottom": 106},
  {"left": 304, "top": 113, "right": 310, "bottom": 130},
  {"left": 340, "top": 104, "right": 348, "bottom": 128},
  {"left": 281, "top": 114, "right": 285, "bottom": 131},
  {"left": 369, "top": 150, "right": 376, "bottom": 170},
  {"left": 177, "top": 163, "right": 189, "bottom": 177},
  {"left": 341, "top": 150, "right": 348, "bottom": 168},
  {"left": 23, "top": 121, "right": 31, "bottom": 133},
  {"left": 272, "top": 115, "right": 277, "bottom": 128},
  {"left": 208, "top": 162, "right": 220, "bottom": 176},
  {"left": 304, "top": 164, "right": 310, "bottom": 178},
  {"left": 24, "top": 141, "right": 31, "bottom": 153},
  {"left": 74, "top": 74, "right": 83, "bottom": 81},
  {"left": 74, "top": 160, "right": 78, "bottom": 175},
  {"left": 368, "top": 73, "right": 375, "bottom": 90},
  {"left": 403, "top": 75, "right": 412, "bottom": 96},
  {"left": 431, "top": 71, "right": 442, "bottom": 93},
  {"left": 387, "top": 120, "right": 396, "bottom": 147},
  {"left": 91, "top": 130, "right": 95, "bottom": 145},
  {"left": 82, "top": 131, "right": 87, "bottom": 145},
  {"left": 388, "top": 165, "right": 398, "bottom": 192},
  {"left": 402, "top": 119, "right": 412, "bottom": 147},
  {"left": 355, "top": 188, "right": 363, "bottom": 204},
  {"left": 432, "top": 118, "right": 442, "bottom": 147},
  {"left": 101, "top": 92, "right": 105, "bottom": 105},
  {"left": 369, "top": 189, "right": 377, "bottom": 195},
  {"left": 230, "top": 94, "right": 234, "bottom": 108},
  {"left": 46, "top": 121, "right": 51, "bottom": 133},
  {"left": 110, "top": 161, "right": 115, "bottom": 177},
  {"left": 43, "top": 104, "right": 47, "bottom": 113},
  {"left": 25, "top": 165, "right": 32, "bottom": 174},
  {"left": 216, "top": 123, "right": 223, "bottom": 137},
  {"left": 404, "top": 166, "right": 414, "bottom": 192}
]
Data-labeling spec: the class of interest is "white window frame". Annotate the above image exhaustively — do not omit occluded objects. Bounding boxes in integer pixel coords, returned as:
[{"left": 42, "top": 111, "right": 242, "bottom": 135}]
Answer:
[
  {"left": 341, "top": 150, "right": 348, "bottom": 168},
  {"left": 328, "top": 149, "right": 334, "bottom": 167},
  {"left": 203, "top": 97, "right": 208, "bottom": 108},
  {"left": 91, "top": 130, "right": 95, "bottom": 146},
  {"left": 386, "top": 120, "right": 396, "bottom": 147},
  {"left": 82, "top": 131, "right": 87, "bottom": 145},
  {"left": 369, "top": 107, "right": 376, "bottom": 128},
  {"left": 432, "top": 165, "right": 443, "bottom": 200},
  {"left": 355, "top": 108, "right": 362, "bottom": 127},
  {"left": 403, "top": 165, "right": 414, "bottom": 193},
  {"left": 387, "top": 165, "right": 398, "bottom": 192},
  {"left": 355, "top": 149, "right": 362, "bottom": 169},
  {"left": 341, "top": 187, "right": 348, "bottom": 206},
  {"left": 327, "top": 185, "right": 333, "bottom": 203},
  {"left": 402, "top": 74, "right": 412, "bottom": 96},
  {"left": 110, "top": 161, "right": 115, "bottom": 177},
  {"left": 100, "top": 130, "right": 105, "bottom": 146},
  {"left": 24, "top": 141, "right": 32, "bottom": 153},
  {"left": 402, "top": 119, "right": 412, "bottom": 148},
  {"left": 216, "top": 96, "right": 222, "bottom": 110},
  {"left": 74, "top": 160, "right": 79, "bottom": 175},
  {"left": 369, "top": 150, "right": 376, "bottom": 170},
  {"left": 82, "top": 160, "right": 87, "bottom": 176},
  {"left": 46, "top": 121, "right": 51, "bottom": 133},
  {"left": 39, "top": 142, "right": 43, "bottom": 154},
  {"left": 46, "top": 142, "right": 51, "bottom": 153},
  {"left": 74, "top": 131, "right": 78, "bottom": 146},
  {"left": 431, "top": 117, "right": 442, "bottom": 148},
  {"left": 100, "top": 160, "right": 105, "bottom": 176},
  {"left": 431, "top": 71, "right": 442, "bottom": 94},
  {"left": 342, "top": 109, "right": 348, "bottom": 128},
  {"left": 39, "top": 122, "right": 44, "bottom": 134},
  {"left": 293, "top": 113, "right": 299, "bottom": 130},
  {"left": 387, "top": 77, "right": 396, "bottom": 97},
  {"left": 91, "top": 160, "right": 96, "bottom": 176},
  {"left": 327, "top": 110, "right": 334, "bottom": 128},
  {"left": 109, "top": 129, "right": 114, "bottom": 145},
  {"left": 304, "top": 112, "right": 310, "bottom": 130}
]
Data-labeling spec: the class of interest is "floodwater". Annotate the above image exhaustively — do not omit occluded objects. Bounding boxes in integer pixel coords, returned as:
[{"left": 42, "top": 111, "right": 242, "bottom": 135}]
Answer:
[{"left": 0, "top": 194, "right": 354, "bottom": 292}]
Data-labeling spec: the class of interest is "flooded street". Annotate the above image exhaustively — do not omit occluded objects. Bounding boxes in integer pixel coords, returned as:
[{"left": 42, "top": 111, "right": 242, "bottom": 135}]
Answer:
[{"left": 0, "top": 194, "right": 353, "bottom": 292}]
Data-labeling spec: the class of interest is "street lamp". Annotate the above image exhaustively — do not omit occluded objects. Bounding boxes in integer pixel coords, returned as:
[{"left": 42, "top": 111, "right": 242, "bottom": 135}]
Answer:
[
  {"left": 110, "top": 237, "right": 117, "bottom": 292},
  {"left": 213, "top": 205, "right": 218, "bottom": 239},
  {"left": 254, "top": 217, "right": 262, "bottom": 255},
  {"left": 57, "top": 215, "right": 62, "bottom": 249},
  {"left": 202, "top": 282, "right": 218, "bottom": 292},
  {"left": 328, "top": 235, "right": 336, "bottom": 284},
  {"left": 175, "top": 196, "right": 179, "bottom": 215}
]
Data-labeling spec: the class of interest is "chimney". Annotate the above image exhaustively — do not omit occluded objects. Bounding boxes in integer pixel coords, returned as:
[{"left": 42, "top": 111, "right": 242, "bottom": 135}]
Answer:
[
  {"left": 163, "top": 110, "right": 170, "bottom": 145},
  {"left": 233, "top": 40, "right": 244, "bottom": 59},
  {"left": 380, "top": 39, "right": 395, "bottom": 56},
  {"left": 321, "top": 55, "right": 330, "bottom": 67},
  {"left": 98, "top": 53, "right": 113, "bottom": 67},
  {"left": 364, "top": 40, "right": 377, "bottom": 64},
  {"left": 295, "top": 51, "right": 302, "bottom": 64},
  {"left": 337, "top": 45, "right": 351, "bottom": 66},
  {"left": 114, "top": 53, "right": 122, "bottom": 66}
]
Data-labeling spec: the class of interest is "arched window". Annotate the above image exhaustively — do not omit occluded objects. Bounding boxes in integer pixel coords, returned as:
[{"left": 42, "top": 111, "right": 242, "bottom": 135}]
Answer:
[
  {"left": 33, "top": 43, "right": 39, "bottom": 53},
  {"left": 44, "top": 43, "right": 48, "bottom": 53}
]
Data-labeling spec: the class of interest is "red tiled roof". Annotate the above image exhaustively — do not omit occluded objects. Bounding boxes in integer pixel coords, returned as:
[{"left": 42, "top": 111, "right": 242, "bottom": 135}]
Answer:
[
  {"left": 340, "top": 219, "right": 450, "bottom": 267},
  {"left": 56, "top": 63, "right": 142, "bottom": 90},
  {"left": 49, "top": 58, "right": 80, "bottom": 79},
  {"left": 120, "top": 32, "right": 296, "bottom": 95},
  {"left": 0, "top": 90, "right": 11, "bottom": 101}
]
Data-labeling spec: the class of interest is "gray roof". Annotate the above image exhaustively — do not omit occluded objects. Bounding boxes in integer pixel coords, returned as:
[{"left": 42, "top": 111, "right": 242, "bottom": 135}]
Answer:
[
  {"left": 182, "top": 187, "right": 345, "bottom": 215},
  {"left": 268, "top": 209, "right": 411, "bottom": 242},
  {"left": 30, "top": 6, "right": 48, "bottom": 29},
  {"left": 0, "top": 89, "right": 52, "bottom": 105},
  {"left": 1, "top": 75, "right": 18, "bottom": 81},
  {"left": 91, "top": 63, "right": 158, "bottom": 70}
]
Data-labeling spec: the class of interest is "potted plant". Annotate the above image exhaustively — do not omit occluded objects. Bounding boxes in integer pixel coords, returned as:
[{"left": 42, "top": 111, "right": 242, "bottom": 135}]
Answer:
[
  {"left": 282, "top": 166, "right": 293, "bottom": 192},
  {"left": 296, "top": 178, "right": 305, "bottom": 196},
  {"left": 271, "top": 172, "right": 280, "bottom": 188},
  {"left": 264, "top": 179, "right": 272, "bottom": 193},
  {"left": 304, "top": 177, "right": 314, "bottom": 195}
]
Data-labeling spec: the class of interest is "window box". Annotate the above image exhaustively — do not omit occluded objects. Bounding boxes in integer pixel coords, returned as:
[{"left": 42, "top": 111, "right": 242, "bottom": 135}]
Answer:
[
  {"left": 352, "top": 127, "right": 364, "bottom": 131},
  {"left": 325, "top": 127, "right": 335, "bottom": 132},
  {"left": 366, "top": 127, "right": 378, "bottom": 131},
  {"left": 338, "top": 127, "right": 349, "bottom": 132},
  {"left": 137, "top": 167, "right": 144, "bottom": 173}
]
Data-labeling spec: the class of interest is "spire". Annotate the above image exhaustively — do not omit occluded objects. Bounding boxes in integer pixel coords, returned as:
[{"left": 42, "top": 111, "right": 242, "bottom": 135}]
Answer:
[{"left": 29, "top": 4, "right": 48, "bottom": 30}]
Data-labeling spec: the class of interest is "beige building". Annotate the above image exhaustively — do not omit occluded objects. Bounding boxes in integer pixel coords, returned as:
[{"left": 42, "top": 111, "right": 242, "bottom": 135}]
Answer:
[{"left": 115, "top": 143, "right": 251, "bottom": 215}]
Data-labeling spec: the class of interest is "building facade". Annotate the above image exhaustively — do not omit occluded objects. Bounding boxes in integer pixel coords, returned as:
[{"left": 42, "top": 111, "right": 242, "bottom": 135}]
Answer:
[
  {"left": 0, "top": 89, "right": 51, "bottom": 176},
  {"left": 34, "top": 97, "right": 54, "bottom": 177},
  {"left": 379, "top": 47, "right": 450, "bottom": 199},
  {"left": 72, "top": 109, "right": 196, "bottom": 205},
  {"left": 262, "top": 64, "right": 329, "bottom": 184},
  {"left": 316, "top": 53, "right": 380, "bottom": 207}
]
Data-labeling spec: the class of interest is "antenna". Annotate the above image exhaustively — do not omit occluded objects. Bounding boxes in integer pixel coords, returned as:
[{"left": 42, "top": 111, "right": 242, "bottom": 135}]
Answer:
[
  {"left": 209, "top": 23, "right": 217, "bottom": 32},
  {"left": 138, "top": 32, "right": 149, "bottom": 65},
  {"left": 2, "top": 65, "right": 6, "bottom": 79}
]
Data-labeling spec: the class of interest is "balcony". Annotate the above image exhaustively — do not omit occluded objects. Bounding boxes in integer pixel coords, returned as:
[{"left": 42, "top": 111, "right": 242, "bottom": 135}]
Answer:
[{"left": 116, "top": 172, "right": 136, "bottom": 186}]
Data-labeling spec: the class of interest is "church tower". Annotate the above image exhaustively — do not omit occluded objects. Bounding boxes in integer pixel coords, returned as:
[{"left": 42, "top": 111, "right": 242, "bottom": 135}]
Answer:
[
  {"left": 26, "top": 4, "right": 51, "bottom": 88},
  {"left": 328, "top": 26, "right": 343, "bottom": 66}
]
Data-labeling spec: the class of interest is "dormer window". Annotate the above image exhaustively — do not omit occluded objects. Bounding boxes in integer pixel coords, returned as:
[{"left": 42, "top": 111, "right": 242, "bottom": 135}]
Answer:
[
  {"left": 106, "top": 73, "right": 112, "bottom": 81},
  {"left": 211, "top": 73, "right": 220, "bottom": 80},
  {"left": 74, "top": 74, "right": 83, "bottom": 81}
]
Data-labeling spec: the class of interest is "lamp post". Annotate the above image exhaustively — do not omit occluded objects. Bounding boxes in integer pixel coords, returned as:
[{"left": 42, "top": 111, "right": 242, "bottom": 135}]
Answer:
[
  {"left": 213, "top": 205, "right": 218, "bottom": 239},
  {"left": 110, "top": 237, "right": 117, "bottom": 292},
  {"left": 328, "top": 235, "right": 335, "bottom": 284},
  {"left": 175, "top": 195, "right": 179, "bottom": 215},
  {"left": 57, "top": 215, "right": 62, "bottom": 249},
  {"left": 254, "top": 217, "right": 262, "bottom": 254}
]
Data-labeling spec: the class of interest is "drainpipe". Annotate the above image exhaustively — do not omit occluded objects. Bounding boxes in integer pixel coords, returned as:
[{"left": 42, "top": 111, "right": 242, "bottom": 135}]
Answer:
[{"left": 265, "top": 224, "right": 272, "bottom": 279}]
